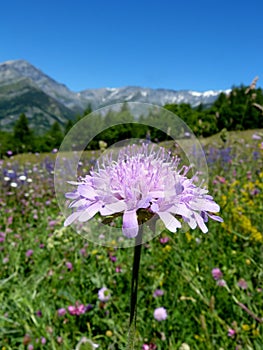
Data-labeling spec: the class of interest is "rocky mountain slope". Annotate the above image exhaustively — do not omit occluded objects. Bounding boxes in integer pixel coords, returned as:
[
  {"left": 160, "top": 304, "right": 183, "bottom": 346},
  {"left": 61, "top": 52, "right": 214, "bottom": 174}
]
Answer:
[{"left": 0, "top": 59, "right": 230, "bottom": 132}]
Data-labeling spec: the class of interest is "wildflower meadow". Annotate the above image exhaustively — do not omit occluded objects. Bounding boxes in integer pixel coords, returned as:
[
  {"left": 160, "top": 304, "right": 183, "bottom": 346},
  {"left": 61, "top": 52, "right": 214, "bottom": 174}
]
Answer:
[{"left": 0, "top": 129, "right": 262, "bottom": 350}]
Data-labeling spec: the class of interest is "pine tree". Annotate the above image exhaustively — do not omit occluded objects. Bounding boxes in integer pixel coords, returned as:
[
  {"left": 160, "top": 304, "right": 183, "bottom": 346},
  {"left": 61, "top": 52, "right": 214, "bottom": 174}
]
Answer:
[{"left": 13, "top": 113, "right": 34, "bottom": 153}]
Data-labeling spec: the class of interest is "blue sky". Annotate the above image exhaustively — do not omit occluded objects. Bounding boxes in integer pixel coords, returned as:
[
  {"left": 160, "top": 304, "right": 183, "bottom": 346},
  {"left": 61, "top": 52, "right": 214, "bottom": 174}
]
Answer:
[{"left": 1, "top": 0, "right": 262, "bottom": 92}]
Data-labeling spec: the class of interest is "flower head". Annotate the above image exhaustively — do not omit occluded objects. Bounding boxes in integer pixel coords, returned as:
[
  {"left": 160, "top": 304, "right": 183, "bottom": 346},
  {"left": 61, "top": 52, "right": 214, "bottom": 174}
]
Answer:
[
  {"left": 68, "top": 301, "right": 86, "bottom": 315},
  {"left": 228, "top": 328, "right": 236, "bottom": 337},
  {"left": 237, "top": 278, "right": 248, "bottom": 290},
  {"left": 26, "top": 249, "right": 34, "bottom": 257},
  {"left": 75, "top": 337, "right": 99, "bottom": 350},
  {"left": 212, "top": 267, "right": 223, "bottom": 280},
  {"left": 217, "top": 279, "right": 227, "bottom": 287},
  {"left": 64, "top": 144, "right": 222, "bottom": 238},
  {"left": 153, "top": 306, "right": 167, "bottom": 321},
  {"left": 153, "top": 289, "right": 164, "bottom": 298},
  {"left": 57, "top": 308, "right": 67, "bottom": 317},
  {"left": 142, "top": 344, "right": 157, "bottom": 350},
  {"left": 98, "top": 287, "right": 111, "bottom": 302},
  {"left": 179, "top": 344, "right": 191, "bottom": 350},
  {"left": 65, "top": 261, "right": 73, "bottom": 270}
]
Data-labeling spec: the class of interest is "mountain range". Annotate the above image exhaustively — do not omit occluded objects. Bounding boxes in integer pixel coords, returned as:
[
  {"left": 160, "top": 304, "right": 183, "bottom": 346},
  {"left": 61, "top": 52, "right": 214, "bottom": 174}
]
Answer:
[{"left": 0, "top": 59, "right": 230, "bottom": 132}]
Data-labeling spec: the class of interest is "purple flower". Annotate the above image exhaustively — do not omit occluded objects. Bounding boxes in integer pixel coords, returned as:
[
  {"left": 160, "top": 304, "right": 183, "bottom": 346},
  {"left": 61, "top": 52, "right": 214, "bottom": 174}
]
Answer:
[
  {"left": 228, "top": 328, "right": 236, "bottom": 337},
  {"left": 85, "top": 304, "right": 93, "bottom": 311},
  {"left": 57, "top": 336, "right": 63, "bottom": 344},
  {"left": 3, "top": 256, "right": 9, "bottom": 264},
  {"left": 217, "top": 279, "right": 227, "bottom": 287},
  {"left": 142, "top": 344, "right": 157, "bottom": 350},
  {"left": 142, "top": 345, "right": 150, "bottom": 350},
  {"left": 153, "top": 289, "right": 164, "bottom": 298},
  {"left": 65, "top": 261, "right": 73, "bottom": 270},
  {"left": 28, "top": 345, "right": 34, "bottom": 350},
  {"left": 35, "top": 310, "right": 42, "bottom": 317},
  {"left": 26, "top": 249, "right": 34, "bottom": 257},
  {"left": 98, "top": 287, "right": 111, "bottom": 302},
  {"left": 252, "top": 133, "right": 261, "bottom": 140},
  {"left": 57, "top": 308, "right": 66, "bottom": 317},
  {"left": 0, "top": 232, "right": 6, "bottom": 243},
  {"left": 237, "top": 278, "right": 248, "bottom": 290},
  {"left": 212, "top": 268, "right": 223, "bottom": 280},
  {"left": 68, "top": 301, "right": 86, "bottom": 315},
  {"left": 79, "top": 248, "right": 86, "bottom": 256},
  {"left": 48, "top": 220, "right": 57, "bottom": 227},
  {"left": 41, "top": 337, "right": 47, "bottom": 344},
  {"left": 64, "top": 144, "right": 222, "bottom": 238},
  {"left": 159, "top": 236, "right": 169, "bottom": 244},
  {"left": 153, "top": 306, "right": 167, "bottom": 321}
]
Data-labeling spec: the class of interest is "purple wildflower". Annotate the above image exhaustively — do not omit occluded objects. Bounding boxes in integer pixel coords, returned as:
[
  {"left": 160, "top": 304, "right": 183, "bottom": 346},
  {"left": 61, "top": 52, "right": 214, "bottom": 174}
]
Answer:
[
  {"left": 79, "top": 248, "right": 86, "bottom": 256},
  {"left": 237, "top": 278, "right": 248, "bottom": 290},
  {"left": 0, "top": 232, "right": 6, "bottom": 243},
  {"left": 41, "top": 337, "right": 47, "bottom": 344},
  {"left": 35, "top": 310, "right": 42, "bottom": 317},
  {"left": 228, "top": 328, "right": 236, "bottom": 337},
  {"left": 48, "top": 220, "right": 57, "bottom": 227},
  {"left": 217, "top": 279, "right": 227, "bottom": 287},
  {"left": 64, "top": 144, "right": 222, "bottom": 238},
  {"left": 98, "top": 287, "right": 111, "bottom": 302},
  {"left": 110, "top": 255, "right": 117, "bottom": 262},
  {"left": 68, "top": 301, "right": 86, "bottom": 315},
  {"left": 85, "top": 304, "right": 93, "bottom": 311},
  {"left": 57, "top": 336, "right": 63, "bottom": 344},
  {"left": 153, "top": 307, "right": 167, "bottom": 321},
  {"left": 3, "top": 256, "right": 9, "bottom": 264},
  {"left": 26, "top": 249, "right": 34, "bottom": 257},
  {"left": 142, "top": 345, "right": 150, "bottom": 350},
  {"left": 28, "top": 345, "right": 34, "bottom": 350},
  {"left": 159, "top": 236, "right": 169, "bottom": 244},
  {"left": 57, "top": 308, "right": 67, "bottom": 317},
  {"left": 65, "top": 261, "right": 73, "bottom": 270},
  {"left": 252, "top": 133, "right": 261, "bottom": 140},
  {"left": 153, "top": 289, "right": 164, "bottom": 298},
  {"left": 212, "top": 268, "right": 223, "bottom": 280},
  {"left": 142, "top": 344, "right": 157, "bottom": 350}
]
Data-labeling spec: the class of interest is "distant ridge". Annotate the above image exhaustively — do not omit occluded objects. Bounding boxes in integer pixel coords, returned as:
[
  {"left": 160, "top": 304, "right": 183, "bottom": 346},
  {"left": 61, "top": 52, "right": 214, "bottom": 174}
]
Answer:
[{"left": 0, "top": 59, "right": 230, "bottom": 131}]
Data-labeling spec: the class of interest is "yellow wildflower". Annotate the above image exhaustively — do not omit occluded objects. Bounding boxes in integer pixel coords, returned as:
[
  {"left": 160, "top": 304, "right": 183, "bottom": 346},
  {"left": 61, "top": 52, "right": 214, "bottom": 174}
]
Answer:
[{"left": 242, "top": 324, "right": 250, "bottom": 331}]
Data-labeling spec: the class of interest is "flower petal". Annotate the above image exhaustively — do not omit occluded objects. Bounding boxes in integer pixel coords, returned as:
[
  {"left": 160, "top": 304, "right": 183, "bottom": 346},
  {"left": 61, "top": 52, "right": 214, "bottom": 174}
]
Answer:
[
  {"left": 100, "top": 201, "right": 127, "bottom": 215},
  {"left": 158, "top": 212, "right": 181, "bottom": 232},
  {"left": 64, "top": 211, "right": 82, "bottom": 226},
  {"left": 194, "top": 212, "right": 208, "bottom": 233},
  {"left": 78, "top": 184, "right": 97, "bottom": 200},
  {"left": 65, "top": 191, "right": 79, "bottom": 200},
  {"left": 137, "top": 196, "right": 151, "bottom": 209},
  {"left": 78, "top": 202, "right": 101, "bottom": 222},
  {"left": 189, "top": 199, "right": 220, "bottom": 213},
  {"left": 207, "top": 213, "right": 224, "bottom": 222},
  {"left": 122, "top": 210, "right": 138, "bottom": 238},
  {"left": 69, "top": 198, "right": 89, "bottom": 208}
]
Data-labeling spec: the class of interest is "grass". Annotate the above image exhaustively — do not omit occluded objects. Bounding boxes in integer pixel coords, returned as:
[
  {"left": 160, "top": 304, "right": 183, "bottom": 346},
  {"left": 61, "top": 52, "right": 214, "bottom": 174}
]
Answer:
[{"left": 0, "top": 130, "right": 262, "bottom": 349}]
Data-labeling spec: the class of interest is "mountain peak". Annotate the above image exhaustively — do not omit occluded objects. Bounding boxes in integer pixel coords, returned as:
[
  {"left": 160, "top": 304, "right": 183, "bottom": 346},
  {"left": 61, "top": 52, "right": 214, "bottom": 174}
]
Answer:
[{"left": 0, "top": 59, "right": 230, "bottom": 132}]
